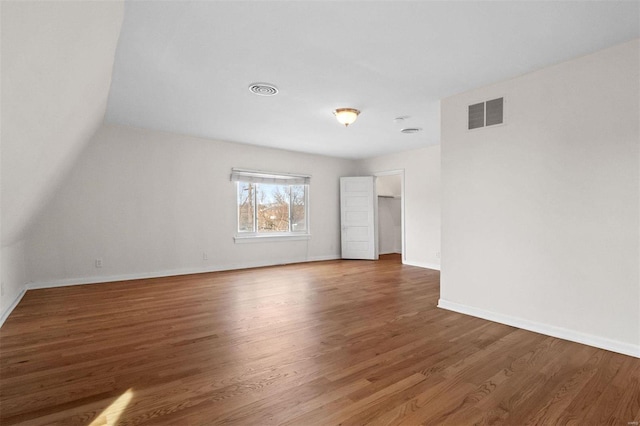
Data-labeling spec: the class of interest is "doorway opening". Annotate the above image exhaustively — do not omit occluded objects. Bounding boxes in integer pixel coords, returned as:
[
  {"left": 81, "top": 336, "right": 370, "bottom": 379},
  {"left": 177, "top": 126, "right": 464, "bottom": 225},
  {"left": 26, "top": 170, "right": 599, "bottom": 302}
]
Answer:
[{"left": 374, "top": 170, "right": 405, "bottom": 263}]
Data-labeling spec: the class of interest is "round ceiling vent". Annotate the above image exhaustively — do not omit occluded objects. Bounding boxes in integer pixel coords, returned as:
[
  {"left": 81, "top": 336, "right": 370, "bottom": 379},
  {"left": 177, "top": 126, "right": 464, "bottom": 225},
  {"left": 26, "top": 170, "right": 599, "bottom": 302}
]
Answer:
[
  {"left": 400, "top": 127, "right": 422, "bottom": 134},
  {"left": 248, "top": 83, "right": 279, "bottom": 96}
]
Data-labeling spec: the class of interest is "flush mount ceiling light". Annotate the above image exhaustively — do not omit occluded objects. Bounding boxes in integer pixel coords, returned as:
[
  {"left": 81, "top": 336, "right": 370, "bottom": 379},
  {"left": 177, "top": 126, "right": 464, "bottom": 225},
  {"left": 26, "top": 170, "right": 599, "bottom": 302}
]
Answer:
[
  {"left": 248, "top": 82, "right": 278, "bottom": 96},
  {"left": 333, "top": 108, "right": 360, "bottom": 127}
]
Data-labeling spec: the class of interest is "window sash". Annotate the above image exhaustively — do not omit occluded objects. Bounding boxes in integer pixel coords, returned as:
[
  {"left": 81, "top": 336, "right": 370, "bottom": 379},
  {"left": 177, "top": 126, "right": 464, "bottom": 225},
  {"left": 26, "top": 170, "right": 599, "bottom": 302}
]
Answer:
[
  {"left": 236, "top": 181, "right": 308, "bottom": 235},
  {"left": 256, "top": 183, "right": 291, "bottom": 233}
]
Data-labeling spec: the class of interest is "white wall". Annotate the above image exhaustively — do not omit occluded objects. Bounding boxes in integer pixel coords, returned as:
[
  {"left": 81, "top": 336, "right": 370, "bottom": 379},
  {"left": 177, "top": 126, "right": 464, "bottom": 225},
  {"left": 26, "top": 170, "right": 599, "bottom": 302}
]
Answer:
[
  {"left": 376, "top": 174, "right": 401, "bottom": 197},
  {"left": 25, "top": 124, "right": 356, "bottom": 286},
  {"left": 440, "top": 39, "right": 639, "bottom": 357},
  {"left": 0, "top": 1, "right": 124, "bottom": 321},
  {"left": 0, "top": 241, "right": 27, "bottom": 326},
  {"left": 378, "top": 197, "right": 402, "bottom": 255},
  {"left": 1, "top": 1, "right": 124, "bottom": 246},
  {"left": 376, "top": 174, "right": 402, "bottom": 255},
  {"left": 359, "top": 146, "right": 441, "bottom": 269}
]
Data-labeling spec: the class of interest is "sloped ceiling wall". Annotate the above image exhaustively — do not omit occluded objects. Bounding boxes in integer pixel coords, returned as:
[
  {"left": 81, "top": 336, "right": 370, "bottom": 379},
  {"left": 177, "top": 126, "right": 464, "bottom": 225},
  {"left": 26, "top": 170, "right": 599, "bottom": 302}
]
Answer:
[{"left": 1, "top": 1, "right": 124, "bottom": 246}]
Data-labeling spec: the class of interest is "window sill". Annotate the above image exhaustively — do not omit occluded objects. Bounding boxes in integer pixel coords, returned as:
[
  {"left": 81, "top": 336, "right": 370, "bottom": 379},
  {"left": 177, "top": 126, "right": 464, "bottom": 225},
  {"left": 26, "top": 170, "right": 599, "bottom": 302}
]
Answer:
[{"left": 233, "top": 234, "right": 312, "bottom": 244}]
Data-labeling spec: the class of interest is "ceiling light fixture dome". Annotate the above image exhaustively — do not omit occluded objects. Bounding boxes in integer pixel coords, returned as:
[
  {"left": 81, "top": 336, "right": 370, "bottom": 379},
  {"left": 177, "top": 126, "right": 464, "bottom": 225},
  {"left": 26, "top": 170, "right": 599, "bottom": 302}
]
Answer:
[{"left": 333, "top": 108, "right": 360, "bottom": 127}]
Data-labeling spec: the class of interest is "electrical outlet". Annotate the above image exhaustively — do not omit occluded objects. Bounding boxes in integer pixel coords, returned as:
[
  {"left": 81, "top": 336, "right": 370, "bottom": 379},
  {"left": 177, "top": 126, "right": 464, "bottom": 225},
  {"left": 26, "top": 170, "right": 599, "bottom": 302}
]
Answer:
[
  {"left": 436, "top": 251, "right": 441, "bottom": 259},
  {"left": 202, "top": 252, "right": 208, "bottom": 261},
  {"left": 95, "top": 258, "right": 103, "bottom": 268}
]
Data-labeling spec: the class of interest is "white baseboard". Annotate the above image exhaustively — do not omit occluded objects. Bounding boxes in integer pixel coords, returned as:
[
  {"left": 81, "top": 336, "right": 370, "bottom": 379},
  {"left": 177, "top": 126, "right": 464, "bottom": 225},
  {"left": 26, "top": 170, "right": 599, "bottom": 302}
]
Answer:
[
  {"left": 403, "top": 260, "right": 441, "bottom": 271},
  {"left": 307, "top": 255, "right": 342, "bottom": 262},
  {"left": 438, "top": 298, "right": 640, "bottom": 359},
  {"left": 0, "top": 287, "right": 27, "bottom": 328},
  {"left": 28, "top": 255, "right": 342, "bottom": 290}
]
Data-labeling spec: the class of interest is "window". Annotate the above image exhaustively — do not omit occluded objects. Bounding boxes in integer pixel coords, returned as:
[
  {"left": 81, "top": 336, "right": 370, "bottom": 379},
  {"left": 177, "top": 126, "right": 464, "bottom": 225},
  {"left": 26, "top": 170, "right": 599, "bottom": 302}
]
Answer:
[{"left": 232, "top": 169, "right": 310, "bottom": 241}]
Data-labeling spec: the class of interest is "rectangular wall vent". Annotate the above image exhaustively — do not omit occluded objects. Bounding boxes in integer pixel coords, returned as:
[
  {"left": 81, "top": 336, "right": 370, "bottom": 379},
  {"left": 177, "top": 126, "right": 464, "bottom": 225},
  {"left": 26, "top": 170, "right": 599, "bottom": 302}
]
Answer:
[
  {"left": 468, "top": 97, "right": 503, "bottom": 130},
  {"left": 468, "top": 102, "right": 485, "bottom": 129}
]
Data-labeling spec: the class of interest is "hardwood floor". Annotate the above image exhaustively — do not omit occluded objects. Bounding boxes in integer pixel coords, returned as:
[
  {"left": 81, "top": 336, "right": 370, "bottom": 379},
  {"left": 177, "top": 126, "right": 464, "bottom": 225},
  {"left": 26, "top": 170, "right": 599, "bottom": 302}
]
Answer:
[{"left": 1, "top": 254, "right": 638, "bottom": 425}]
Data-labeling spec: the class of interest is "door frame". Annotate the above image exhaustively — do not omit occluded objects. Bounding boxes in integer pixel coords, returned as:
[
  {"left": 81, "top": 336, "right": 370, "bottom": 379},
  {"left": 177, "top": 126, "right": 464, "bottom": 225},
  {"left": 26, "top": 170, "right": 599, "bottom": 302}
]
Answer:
[{"left": 373, "top": 169, "right": 406, "bottom": 263}]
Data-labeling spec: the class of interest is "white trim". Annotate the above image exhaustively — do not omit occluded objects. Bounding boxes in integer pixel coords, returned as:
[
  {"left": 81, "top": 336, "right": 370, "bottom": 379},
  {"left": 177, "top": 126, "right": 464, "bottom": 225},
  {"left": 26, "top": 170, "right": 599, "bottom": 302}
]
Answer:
[
  {"left": 438, "top": 298, "right": 640, "bottom": 359},
  {"left": 307, "top": 254, "right": 341, "bottom": 262},
  {"left": 27, "top": 255, "right": 342, "bottom": 290},
  {"left": 403, "top": 260, "right": 441, "bottom": 271},
  {"left": 234, "top": 234, "right": 311, "bottom": 244},
  {"left": 0, "top": 287, "right": 27, "bottom": 328}
]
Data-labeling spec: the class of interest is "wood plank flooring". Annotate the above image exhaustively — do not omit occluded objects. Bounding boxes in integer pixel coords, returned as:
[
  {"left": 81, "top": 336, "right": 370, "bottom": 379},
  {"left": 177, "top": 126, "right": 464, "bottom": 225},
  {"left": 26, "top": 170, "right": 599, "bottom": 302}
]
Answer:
[{"left": 1, "top": 254, "right": 638, "bottom": 425}]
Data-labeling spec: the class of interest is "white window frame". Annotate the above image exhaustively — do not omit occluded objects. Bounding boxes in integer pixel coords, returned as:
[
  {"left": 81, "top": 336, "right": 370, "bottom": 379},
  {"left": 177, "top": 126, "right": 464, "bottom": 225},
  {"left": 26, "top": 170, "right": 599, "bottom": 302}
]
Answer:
[{"left": 231, "top": 168, "right": 311, "bottom": 243}]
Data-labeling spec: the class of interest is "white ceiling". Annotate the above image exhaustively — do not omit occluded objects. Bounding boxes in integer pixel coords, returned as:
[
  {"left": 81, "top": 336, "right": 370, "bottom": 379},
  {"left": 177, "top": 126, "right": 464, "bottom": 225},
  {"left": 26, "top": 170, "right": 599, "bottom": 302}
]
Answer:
[{"left": 105, "top": 1, "right": 639, "bottom": 159}]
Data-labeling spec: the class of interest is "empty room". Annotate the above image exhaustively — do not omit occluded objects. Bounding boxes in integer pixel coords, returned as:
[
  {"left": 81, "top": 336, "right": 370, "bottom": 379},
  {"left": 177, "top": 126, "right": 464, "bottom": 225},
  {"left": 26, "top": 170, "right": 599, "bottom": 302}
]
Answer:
[{"left": 1, "top": 1, "right": 639, "bottom": 424}]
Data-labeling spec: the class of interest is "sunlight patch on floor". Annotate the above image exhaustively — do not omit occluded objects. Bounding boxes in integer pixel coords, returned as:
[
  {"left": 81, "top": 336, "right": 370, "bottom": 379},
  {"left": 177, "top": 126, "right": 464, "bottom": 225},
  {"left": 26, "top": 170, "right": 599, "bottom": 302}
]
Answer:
[{"left": 89, "top": 388, "right": 134, "bottom": 426}]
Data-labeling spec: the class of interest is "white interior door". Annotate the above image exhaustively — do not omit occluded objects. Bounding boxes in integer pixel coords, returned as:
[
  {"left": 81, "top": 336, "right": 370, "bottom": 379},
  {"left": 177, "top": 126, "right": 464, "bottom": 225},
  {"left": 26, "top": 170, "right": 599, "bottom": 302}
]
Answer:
[{"left": 340, "top": 176, "right": 377, "bottom": 260}]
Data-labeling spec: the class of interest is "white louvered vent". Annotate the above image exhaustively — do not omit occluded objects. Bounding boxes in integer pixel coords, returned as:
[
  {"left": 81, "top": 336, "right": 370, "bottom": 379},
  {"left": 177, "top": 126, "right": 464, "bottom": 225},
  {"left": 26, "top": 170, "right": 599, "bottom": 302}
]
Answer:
[
  {"left": 468, "top": 102, "right": 484, "bottom": 130},
  {"left": 468, "top": 97, "right": 503, "bottom": 130},
  {"left": 400, "top": 127, "right": 422, "bottom": 134},
  {"left": 248, "top": 83, "right": 279, "bottom": 96}
]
